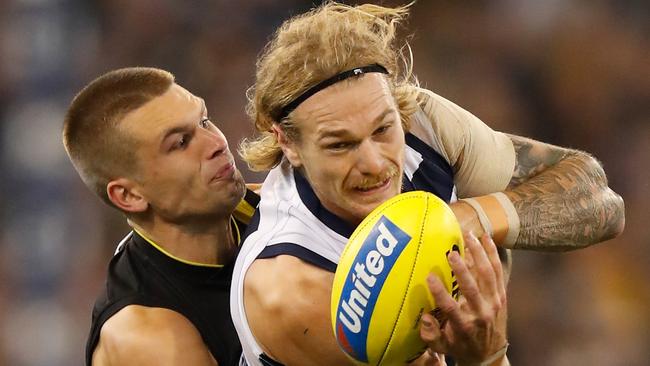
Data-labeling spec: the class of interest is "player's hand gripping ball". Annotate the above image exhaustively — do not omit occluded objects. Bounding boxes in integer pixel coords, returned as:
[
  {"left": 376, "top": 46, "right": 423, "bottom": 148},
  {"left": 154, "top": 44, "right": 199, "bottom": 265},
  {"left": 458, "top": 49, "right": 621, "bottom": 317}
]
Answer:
[{"left": 331, "top": 191, "right": 464, "bottom": 365}]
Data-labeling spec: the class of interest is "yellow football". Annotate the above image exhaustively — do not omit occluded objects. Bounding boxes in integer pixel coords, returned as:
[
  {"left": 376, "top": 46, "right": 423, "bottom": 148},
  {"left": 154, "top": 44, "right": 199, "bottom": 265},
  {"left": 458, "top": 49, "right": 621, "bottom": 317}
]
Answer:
[{"left": 331, "top": 191, "right": 464, "bottom": 365}]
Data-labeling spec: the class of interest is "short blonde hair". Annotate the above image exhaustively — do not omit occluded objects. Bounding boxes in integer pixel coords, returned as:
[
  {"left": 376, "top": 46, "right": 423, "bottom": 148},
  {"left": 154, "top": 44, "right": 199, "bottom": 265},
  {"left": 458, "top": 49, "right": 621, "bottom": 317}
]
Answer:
[
  {"left": 240, "top": 1, "right": 419, "bottom": 171},
  {"left": 62, "top": 67, "right": 174, "bottom": 207}
]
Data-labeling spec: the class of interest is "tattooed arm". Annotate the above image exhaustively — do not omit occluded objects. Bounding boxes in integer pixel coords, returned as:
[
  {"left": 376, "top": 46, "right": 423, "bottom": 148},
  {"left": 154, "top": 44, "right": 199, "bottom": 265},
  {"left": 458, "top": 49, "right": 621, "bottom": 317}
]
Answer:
[
  {"left": 415, "top": 87, "right": 624, "bottom": 251},
  {"left": 502, "top": 134, "right": 625, "bottom": 251}
]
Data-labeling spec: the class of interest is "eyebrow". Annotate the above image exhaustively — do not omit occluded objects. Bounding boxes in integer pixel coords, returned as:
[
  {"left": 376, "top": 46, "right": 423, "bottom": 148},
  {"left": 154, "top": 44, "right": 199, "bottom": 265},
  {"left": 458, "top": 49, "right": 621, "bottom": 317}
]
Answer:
[
  {"left": 160, "top": 99, "right": 208, "bottom": 145},
  {"left": 159, "top": 125, "right": 191, "bottom": 151},
  {"left": 317, "top": 107, "right": 396, "bottom": 140}
]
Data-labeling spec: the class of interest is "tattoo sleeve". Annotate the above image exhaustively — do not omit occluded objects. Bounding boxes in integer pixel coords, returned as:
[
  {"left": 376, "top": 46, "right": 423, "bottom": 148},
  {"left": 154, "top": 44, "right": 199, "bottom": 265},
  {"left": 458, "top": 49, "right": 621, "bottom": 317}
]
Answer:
[{"left": 504, "top": 135, "right": 625, "bottom": 251}]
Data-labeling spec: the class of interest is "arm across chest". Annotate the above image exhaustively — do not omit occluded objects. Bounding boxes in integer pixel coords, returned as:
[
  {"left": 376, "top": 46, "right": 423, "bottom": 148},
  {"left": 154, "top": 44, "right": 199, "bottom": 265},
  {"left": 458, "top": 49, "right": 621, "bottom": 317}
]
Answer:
[{"left": 244, "top": 255, "right": 354, "bottom": 365}]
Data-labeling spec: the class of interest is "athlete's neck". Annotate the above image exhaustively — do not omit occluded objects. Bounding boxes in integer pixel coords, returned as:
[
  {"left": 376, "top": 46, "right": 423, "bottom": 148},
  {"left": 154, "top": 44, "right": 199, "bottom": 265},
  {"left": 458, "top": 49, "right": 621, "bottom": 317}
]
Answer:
[{"left": 128, "top": 216, "right": 238, "bottom": 266}]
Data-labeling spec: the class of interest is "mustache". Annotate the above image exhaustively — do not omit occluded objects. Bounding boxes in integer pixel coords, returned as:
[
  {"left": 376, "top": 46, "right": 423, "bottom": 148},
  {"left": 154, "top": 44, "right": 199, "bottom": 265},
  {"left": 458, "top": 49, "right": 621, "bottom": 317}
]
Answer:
[{"left": 356, "top": 164, "right": 400, "bottom": 189}]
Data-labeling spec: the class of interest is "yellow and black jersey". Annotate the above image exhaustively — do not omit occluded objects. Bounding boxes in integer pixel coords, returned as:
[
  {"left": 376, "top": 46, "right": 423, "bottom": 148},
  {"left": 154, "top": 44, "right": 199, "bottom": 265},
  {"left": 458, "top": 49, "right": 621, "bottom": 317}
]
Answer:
[
  {"left": 233, "top": 187, "right": 259, "bottom": 228},
  {"left": 85, "top": 188, "right": 260, "bottom": 366}
]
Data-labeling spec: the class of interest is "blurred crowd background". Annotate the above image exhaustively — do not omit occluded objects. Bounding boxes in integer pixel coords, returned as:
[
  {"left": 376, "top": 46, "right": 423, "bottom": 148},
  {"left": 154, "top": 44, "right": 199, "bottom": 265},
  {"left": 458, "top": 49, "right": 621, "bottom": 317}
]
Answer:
[{"left": 0, "top": 0, "right": 648, "bottom": 365}]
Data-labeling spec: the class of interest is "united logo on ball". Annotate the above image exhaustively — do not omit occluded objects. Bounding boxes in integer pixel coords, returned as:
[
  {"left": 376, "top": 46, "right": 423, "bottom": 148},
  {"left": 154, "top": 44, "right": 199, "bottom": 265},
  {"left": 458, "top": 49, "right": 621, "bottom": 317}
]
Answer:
[{"left": 331, "top": 191, "right": 464, "bottom": 365}]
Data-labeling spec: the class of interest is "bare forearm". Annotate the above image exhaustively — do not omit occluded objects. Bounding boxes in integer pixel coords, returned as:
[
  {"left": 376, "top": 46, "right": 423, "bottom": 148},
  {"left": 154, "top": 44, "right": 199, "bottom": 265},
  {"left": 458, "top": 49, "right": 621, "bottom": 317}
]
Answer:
[{"left": 506, "top": 151, "right": 625, "bottom": 251}]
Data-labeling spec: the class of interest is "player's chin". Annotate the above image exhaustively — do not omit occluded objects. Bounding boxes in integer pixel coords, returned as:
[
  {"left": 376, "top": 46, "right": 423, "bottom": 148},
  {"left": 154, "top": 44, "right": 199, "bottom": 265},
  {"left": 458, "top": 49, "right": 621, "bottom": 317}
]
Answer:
[
  {"left": 210, "top": 175, "right": 246, "bottom": 205},
  {"left": 233, "top": 170, "right": 246, "bottom": 194},
  {"left": 349, "top": 184, "right": 400, "bottom": 215}
]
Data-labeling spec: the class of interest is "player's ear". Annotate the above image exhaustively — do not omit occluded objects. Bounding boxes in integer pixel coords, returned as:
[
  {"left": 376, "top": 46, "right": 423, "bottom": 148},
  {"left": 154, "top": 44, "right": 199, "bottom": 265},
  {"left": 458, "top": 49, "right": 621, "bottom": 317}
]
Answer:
[
  {"left": 272, "top": 124, "right": 302, "bottom": 168},
  {"left": 107, "top": 178, "right": 148, "bottom": 213}
]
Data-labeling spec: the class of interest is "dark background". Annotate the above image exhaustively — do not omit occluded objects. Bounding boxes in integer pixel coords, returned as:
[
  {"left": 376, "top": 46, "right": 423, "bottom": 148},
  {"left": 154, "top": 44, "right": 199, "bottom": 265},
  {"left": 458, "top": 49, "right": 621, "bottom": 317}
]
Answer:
[{"left": 0, "top": 1, "right": 648, "bottom": 365}]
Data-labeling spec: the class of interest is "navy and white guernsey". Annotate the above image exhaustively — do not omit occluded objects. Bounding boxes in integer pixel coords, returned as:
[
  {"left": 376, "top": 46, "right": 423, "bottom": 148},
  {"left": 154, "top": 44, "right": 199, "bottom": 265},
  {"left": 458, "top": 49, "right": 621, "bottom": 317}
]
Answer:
[{"left": 230, "top": 109, "right": 457, "bottom": 366}]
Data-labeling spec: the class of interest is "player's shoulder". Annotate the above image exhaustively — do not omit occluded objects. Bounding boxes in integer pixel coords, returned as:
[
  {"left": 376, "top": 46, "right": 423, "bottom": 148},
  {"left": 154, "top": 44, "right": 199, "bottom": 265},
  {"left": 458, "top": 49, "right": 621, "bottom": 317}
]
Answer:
[
  {"left": 409, "top": 85, "right": 437, "bottom": 106},
  {"left": 411, "top": 85, "right": 459, "bottom": 115},
  {"left": 94, "top": 305, "right": 215, "bottom": 365}
]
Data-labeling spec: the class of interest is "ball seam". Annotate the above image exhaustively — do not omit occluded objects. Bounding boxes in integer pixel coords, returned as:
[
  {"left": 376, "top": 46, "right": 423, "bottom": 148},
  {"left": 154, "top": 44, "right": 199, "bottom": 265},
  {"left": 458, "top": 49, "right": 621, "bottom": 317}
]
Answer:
[{"left": 377, "top": 192, "right": 429, "bottom": 365}]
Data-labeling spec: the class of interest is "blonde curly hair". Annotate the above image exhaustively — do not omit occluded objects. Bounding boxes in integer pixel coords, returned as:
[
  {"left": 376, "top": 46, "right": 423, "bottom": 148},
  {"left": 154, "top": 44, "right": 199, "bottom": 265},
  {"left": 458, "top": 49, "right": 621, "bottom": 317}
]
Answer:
[{"left": 240, "top": 1, "right": 419, "bottom": 171}]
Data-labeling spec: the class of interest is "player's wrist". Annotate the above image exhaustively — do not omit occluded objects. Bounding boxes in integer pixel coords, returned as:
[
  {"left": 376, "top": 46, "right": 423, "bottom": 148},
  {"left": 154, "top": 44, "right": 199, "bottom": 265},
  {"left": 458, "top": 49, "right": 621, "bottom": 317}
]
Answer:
[
  {"left": 450, "top": 201, "right": 486, "bottom": 237},
  {"left": 459, "top": 193, "right": 519, "bottom": 248},
  {"left": 455, "top": 342, "right": 509, "bottom": 366}
]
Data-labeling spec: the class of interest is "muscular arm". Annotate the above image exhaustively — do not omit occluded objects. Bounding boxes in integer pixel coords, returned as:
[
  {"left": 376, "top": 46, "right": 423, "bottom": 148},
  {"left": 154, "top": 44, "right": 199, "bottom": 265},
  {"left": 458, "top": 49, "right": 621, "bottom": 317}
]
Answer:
[
  {"left": 244, "top": 255, "right": 353, "bottom": 366},
  {"left": 504, "top": 134, "right": 625, "bottom": 251},
  {"left": 414, "top": 88, "right": 624, "bottom": 251},
  {"left": 92, "top": 305, "right": 217, "bottom": 366}
]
